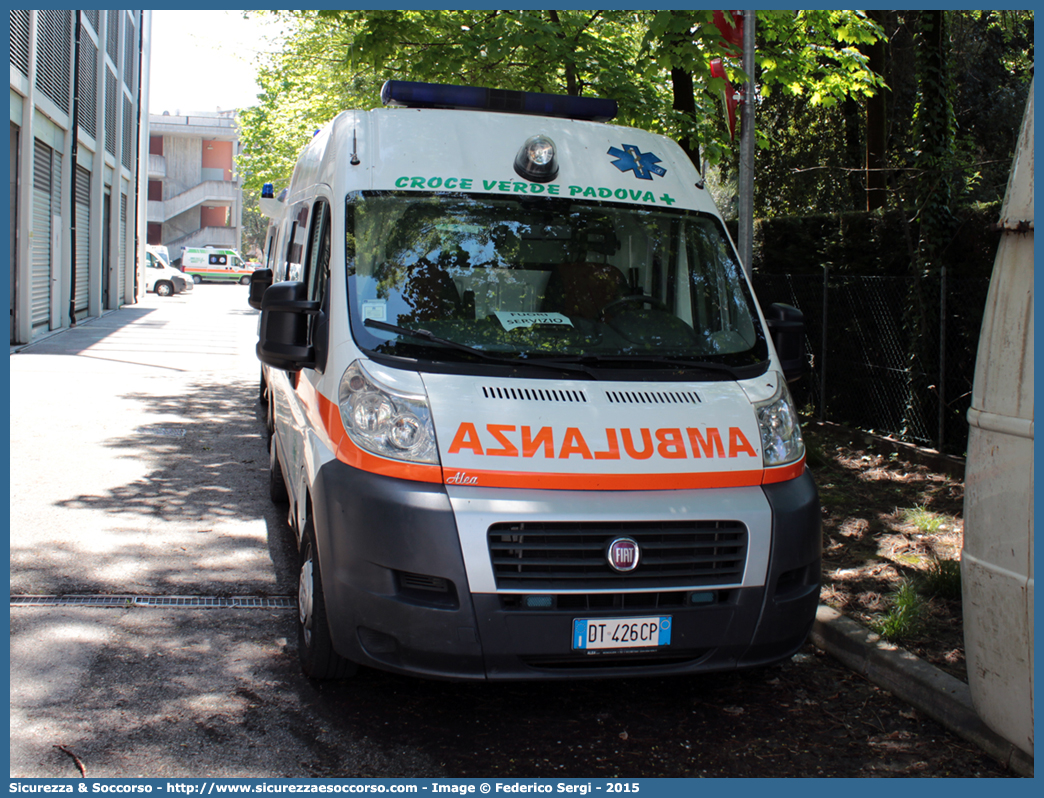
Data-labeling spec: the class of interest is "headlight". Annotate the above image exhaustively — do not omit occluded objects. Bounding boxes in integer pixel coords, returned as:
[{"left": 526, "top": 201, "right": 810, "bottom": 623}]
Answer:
[
  {"left": 338, "top": 361, "right": 438, "bottom": 464},
  {"left": 754, "top": 380, "right": 805, "bottom": 467}
]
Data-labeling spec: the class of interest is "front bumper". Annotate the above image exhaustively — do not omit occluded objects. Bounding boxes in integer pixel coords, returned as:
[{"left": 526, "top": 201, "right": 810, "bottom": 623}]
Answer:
[{"left": 310, "top": 460, "right": 820, "bottom": 680}]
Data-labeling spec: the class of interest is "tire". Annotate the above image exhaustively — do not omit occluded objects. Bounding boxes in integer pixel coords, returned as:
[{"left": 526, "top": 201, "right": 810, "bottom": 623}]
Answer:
[
  {"left": 265, "top": 384, "right": 275, "bottom": 450},
  {"left": 192, "top": 274, "right": 202, "bottom": 284},
  {"left": 297, "top": 519, "right": 357, "bottom": 679},
  {"left": 269, "top": 434, "right": 289, "bottom": 505},
  {"left": 155, "top": 281, "right": 174, "bottom": 297},
  {"left": 240, "top": 275, "right": 251, "bottom": 285}
]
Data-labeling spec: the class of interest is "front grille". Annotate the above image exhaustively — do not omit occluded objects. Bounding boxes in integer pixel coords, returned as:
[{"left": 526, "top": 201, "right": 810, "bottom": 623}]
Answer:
[
  {"left": 500, "top": 590, "right": 731, "bottom": 611},
  {"left": 488, "top": 520, "right": 747, "bottom": 589}
]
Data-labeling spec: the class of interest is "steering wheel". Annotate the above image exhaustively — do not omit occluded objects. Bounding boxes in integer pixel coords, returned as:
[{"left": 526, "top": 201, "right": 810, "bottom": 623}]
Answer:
[{"left": 600, "top": 294, "right": 668, "bottom": 319}]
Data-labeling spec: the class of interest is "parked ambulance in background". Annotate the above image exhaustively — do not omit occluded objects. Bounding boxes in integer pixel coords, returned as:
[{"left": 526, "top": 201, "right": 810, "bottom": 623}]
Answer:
[
  {"left": 251, "top": 81, "right": 820, "bottom": 681},
  {"left": 181, "top": 246, "right": 254, "bottom": 284}
]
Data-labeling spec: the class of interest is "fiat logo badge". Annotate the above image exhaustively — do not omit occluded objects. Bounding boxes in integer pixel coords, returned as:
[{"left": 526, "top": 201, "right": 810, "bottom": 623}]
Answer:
[{"left": 607, "top": 537, "right": 640, "bottom": 573}]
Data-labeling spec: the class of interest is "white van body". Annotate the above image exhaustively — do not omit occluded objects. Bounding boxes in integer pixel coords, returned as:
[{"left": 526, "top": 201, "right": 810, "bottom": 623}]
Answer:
[
  {"left": 962, "top": 83, "right": 1033, "bottom": 757},
  {"left": 255, "top": 83, "right": 820, "bottom": 680},
  {"left": 144, "top": 245, "right": 190, "bottom": 296}
]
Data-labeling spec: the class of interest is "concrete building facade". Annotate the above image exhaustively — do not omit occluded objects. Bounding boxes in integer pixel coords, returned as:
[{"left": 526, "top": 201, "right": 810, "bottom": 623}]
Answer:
[
  {"left": 146, "top": 112, "right": 242, "bottom": 262},
  {"left": 9, "top": 10, "right": 151, "bottom": 345}
]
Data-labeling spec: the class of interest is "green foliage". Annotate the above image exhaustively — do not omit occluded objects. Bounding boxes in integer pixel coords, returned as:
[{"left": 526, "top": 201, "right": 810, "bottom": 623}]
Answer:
[
  {"left": 235, "top": 9, "right": 1030, "bottom": 227},
  {"left": 240, "top": 189, "right": 269, "bottom": 259},
  {"left": 236, "top": 10, "right": 886, "bottom": 193},
  {"left": 756, "top": 10, "right": 883, "bottom": 105},
  {"left": 751, "top": 10, "right": 1032, "bottom": 218}
]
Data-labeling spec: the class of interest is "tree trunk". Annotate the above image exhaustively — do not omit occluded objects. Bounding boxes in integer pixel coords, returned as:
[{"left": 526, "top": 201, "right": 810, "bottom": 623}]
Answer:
[
  {"left": 864, "top": 10, "right": 889, "bottom": 211},
  {"left": 547, "top": 10, "right": 579, "bottom": 96},
  {"left": 671, "top": 67, "right": 701, "bottom": 169},
  {"left": 841, "top": 96, "right": 864, "bottom": 207}
]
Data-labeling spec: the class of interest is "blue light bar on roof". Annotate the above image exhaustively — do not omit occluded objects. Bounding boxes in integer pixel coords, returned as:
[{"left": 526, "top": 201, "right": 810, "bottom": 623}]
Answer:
[{"left": 380, "top": 80, "right": 617, "bottom": 122}]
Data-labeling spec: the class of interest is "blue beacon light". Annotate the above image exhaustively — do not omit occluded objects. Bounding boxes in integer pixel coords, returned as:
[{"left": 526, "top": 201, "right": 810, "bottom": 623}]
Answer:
[{"left": 380, "top": 80, "right": 617, "bottom": 122}]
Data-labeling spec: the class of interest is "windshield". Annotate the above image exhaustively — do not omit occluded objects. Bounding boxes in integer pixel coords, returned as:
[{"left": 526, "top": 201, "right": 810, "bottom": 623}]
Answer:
[{"left": 346, "top": 192, "right": 768, "bottom": 374}]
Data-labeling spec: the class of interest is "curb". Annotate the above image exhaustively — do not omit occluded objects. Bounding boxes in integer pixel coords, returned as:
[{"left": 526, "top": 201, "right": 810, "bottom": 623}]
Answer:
[
  {"left": 811, "top": 605, "right": 1033, "bottom": 777},
  {"left": 808, "top": 421, "right": 966, "bottom": 479}
]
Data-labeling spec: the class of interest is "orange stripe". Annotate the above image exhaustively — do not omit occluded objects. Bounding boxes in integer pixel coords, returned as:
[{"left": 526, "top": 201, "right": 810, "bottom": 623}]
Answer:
[
  {"left": 761, "top": 457, "right": 806, "bottom": 484},
  {"left": 444, "top": 468, "right": 767, "bottom": 491},
  {"left": 305, "top": 387, "right": 805, "bottom": 490}
]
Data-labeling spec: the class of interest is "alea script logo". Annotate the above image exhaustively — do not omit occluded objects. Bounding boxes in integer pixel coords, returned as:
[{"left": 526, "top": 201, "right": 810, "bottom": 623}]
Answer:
[{"left": 445, "top": 471, "right": 479, "bottom": 486}]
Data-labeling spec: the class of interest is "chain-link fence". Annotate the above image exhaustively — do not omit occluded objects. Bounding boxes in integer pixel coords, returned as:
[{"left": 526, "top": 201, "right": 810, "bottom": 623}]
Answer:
[{"left": 753, "top": 271, "right": 991, "bottom": 456}]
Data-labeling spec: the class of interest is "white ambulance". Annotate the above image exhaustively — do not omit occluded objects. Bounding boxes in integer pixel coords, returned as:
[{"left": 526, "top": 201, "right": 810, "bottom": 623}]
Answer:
[
  {"left": 250, "top": 81, "right": 820, "bottom": 680},
  {"left": 181, "top": 246, "right": 254, "bottom": 284}
]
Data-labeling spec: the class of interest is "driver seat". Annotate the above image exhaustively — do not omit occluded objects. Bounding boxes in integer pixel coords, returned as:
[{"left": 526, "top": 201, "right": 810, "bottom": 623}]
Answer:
[{"left": 542, "top": 261, "right": 628, "bottom": 319}]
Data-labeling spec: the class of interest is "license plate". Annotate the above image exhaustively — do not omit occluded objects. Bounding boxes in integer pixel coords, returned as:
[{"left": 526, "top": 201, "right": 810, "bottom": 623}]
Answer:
[{"left": 572, "top": 616, "right": 672, "bottom": 651}]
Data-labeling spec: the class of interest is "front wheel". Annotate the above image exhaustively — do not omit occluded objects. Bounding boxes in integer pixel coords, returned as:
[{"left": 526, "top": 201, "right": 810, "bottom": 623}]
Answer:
[
  {"left": 192, "top": 274, "right": 202, "bottom": 284},
  {"left": 155, "top": 281, "right": 174, "bottom": 297},
  {"left": 240, "top": 275, "right": 251, "bottom": 285},
  {"left": 298, "top": 520, "right": 357, "bottom": 679},
  {"left": 269, "top": 434, "right": 289, "bottom": 505},
  {"left": 265, "top": 383, "right": 275, "bottom": 450}
]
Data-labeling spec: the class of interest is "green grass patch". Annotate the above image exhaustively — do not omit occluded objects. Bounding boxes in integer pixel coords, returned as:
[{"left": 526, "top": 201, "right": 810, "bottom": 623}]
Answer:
[
  {"left": 917, "top": 557, "right": 962, "bottom": 600},
  {"left": 901, "top": 506, "right": 946, "bottom": 533},
  {"left": 872, "top": 580, "right": 925, "bottom": 642}
]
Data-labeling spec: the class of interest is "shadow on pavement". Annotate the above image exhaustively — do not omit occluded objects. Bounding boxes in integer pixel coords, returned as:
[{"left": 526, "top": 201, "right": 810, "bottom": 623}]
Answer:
[{"left": 15, "top": 378, "right": 297, "bottom": 596}]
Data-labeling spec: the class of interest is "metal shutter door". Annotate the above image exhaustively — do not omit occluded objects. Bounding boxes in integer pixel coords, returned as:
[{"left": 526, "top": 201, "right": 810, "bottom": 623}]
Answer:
[
  {"left": 118, "top": 192, "right": 127, "bottom": 304},
  {"left": 31, "top": 141, "right": 53, "bottom": 329},
  {"left": 74, "top": 166, "right": 91, "bottom": 313}
]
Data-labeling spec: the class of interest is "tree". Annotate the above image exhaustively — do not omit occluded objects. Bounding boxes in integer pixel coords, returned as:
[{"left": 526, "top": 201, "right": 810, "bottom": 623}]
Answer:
[
  {"left": 240, "top": 191, "right": 269, "bottom": 259},
  {"left": 236, "top": 10, "right": 885, "bottom": 195},
  {"left": 744, "top": 10, "right": 1032, "bottom": 218}
]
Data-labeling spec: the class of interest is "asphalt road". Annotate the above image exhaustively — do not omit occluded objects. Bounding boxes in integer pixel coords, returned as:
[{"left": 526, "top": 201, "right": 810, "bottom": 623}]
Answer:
[{"left": 8, "top": 284, "right": 1017, "bottom": 779}]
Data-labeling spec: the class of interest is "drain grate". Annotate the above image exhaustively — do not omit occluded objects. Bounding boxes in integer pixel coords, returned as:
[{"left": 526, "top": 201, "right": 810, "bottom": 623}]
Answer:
[
  {"left": 136, "top": 427, "right": 186, "bottom": 437},
  {"left": 11, "top": 594, "right": 296, "bottom": 609}
]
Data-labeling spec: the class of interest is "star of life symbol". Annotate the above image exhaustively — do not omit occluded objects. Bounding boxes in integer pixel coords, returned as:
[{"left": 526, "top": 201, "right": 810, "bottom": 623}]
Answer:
[{"left": 608, "top": 144, "right": 667, "bottom": 180}]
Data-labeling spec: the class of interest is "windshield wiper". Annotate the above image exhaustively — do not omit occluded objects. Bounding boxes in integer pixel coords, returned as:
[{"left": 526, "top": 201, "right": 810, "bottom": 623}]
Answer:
[
  {"left": 536, "top": 353, "right": 745, "bottom": 379},
  {"left": 363, "top": 319, "right": 595, "bottom": 376}
]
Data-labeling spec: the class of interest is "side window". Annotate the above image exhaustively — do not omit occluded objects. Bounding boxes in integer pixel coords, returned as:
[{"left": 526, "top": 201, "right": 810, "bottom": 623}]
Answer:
[
  {"left": 264, "top": 225, "right": 277, "bottom": 270},
  {"left": 285, "top": 202, "right": 310, "bottom": 281},
  {"left": 304, "top": 200, "right": 332, "bottom": 371},
  {"left": 304, "top": 200, "right": 331, "bottom": 306},
  {"left": 208, "top": 254, "right": 228, "bottom": 266},
  {"left": 276, "top": 222, "right": 296, "bottom": 282}
]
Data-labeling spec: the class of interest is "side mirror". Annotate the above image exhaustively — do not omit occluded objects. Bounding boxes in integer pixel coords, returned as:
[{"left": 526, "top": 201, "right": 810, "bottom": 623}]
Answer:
[
  {"left": 764, "top": 302, "right": 806, "bottom": 383},
  {"left": 247, "top": 268, "right": 273, "bottom": 310},
  {"left": 256, "top": 281, "right": 320, "bottom": 372}
]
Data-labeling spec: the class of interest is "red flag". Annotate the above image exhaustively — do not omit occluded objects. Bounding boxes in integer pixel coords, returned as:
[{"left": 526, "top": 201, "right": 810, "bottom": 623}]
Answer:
[
  {"left": 712, "top": 10, "right": 744, "bottom": 58},
  {"left": 710, "top": 57, "right": 739, "bottom": 140}
]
